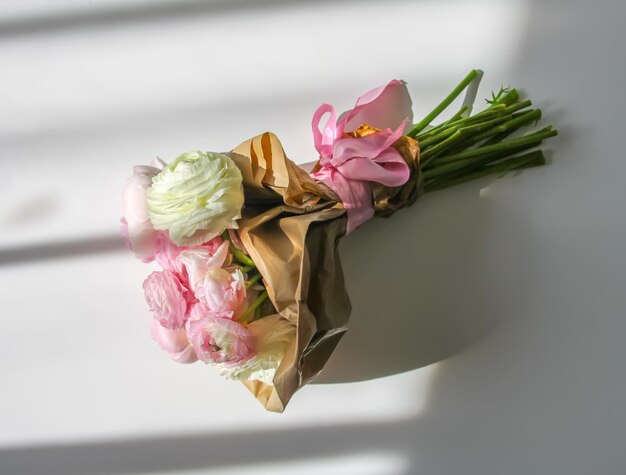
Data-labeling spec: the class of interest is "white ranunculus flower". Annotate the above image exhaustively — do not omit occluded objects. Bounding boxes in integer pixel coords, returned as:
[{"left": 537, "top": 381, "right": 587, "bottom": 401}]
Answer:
[
  {"left": 147, "top": 151, "right": 244, "bottom": 246},
  {"left": 217, "top": 315, "right": 296, "bottom": 384}
]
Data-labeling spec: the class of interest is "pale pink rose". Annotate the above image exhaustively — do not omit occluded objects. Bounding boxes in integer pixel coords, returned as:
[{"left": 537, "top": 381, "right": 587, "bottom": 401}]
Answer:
[
  {"left": 143, "top": 270, "right": 193, "bottom": 329},
  {"left": 150, "top": 320, "right": 197, "bottom": 364},
  {"left": 155, "top": 233, "right": 224, "bottom": 273},
  {"left": 122, "top": 158, "right": 166, "bottom": 262},
  {"left": 186, "top": 304, "right": 256, "bottom": 365}
]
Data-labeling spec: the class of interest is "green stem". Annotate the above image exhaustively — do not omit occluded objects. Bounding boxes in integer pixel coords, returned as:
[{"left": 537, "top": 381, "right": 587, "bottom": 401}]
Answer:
[
  {"left": 416, "top": 103, "right": 511, "bottom": 143},
  {"left": 405, "top": 72, "right": 556, "bottom": 194},
  {"left": 449, "top": 99, "right": 531, "bottom": 130},
  {"left": 421, "top": 114, "right": 524, "bottom": 168},
  {"left": 483, "top": 123, "right": 524, "bottom": 145},
  {"left": 470, "top": 109, "right": 541, "bottom": 143},
  {"left": 414, "top": 105, "right": 469, "bottom": 141},
  {"left": 423, "top": 141, "right": 541, "bottom": 179},
  {"left": 437, "top": 109, "right": 542, "bottom": 157},
  {"left": 418, "top": 127, "right": 457, "bottom": 149},
  {"left": 415, "top": 94, "right": 531, "bottom": 145},
  {"left": 421, "top": 130, "right": 465, "bottom": 162},
  {"left": 502, "top": 99, "right": 532, "bottom": 114},
  {"left": 465, "top": 104, "right": 537, "bottom": 147},
  {"left": 419, "top": 113, "right": 509, "bottom": 152},
  {"left": 239, "top": 290, "right": 269, "bottom": 325},
  {"left": 246, "top": 272, "right": 263, "bottom": 289},
  {"left": 448, "top": 105, "right": 470, "bottom": 122},
  {"left": 408, "top": 69, "right": 483, "bottom": 137},
  {"left": 229, "top": 243, "right": 255, "bottom": 267},
  {"left": 431, "top": 127, "right": 557, "bottom": 166},
  {"left": 425, "top": 151, "right": 546, "bottom": 192}
]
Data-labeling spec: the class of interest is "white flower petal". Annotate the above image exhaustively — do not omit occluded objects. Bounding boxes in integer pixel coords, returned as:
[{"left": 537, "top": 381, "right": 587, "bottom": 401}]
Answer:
[
  {"left": 147, "top": 151, "right": 244, "bottom": 246},
  {"left": 217, "top": 315, "right": 296, "bottom": 384}
]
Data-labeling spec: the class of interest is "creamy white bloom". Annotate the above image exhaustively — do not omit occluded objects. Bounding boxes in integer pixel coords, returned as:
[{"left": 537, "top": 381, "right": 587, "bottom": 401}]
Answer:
[
  {"left": 217, "top": 315, "right": 296, "bottom": 384},
  {"left": 147, "top": 151, "right": 244, "bottom": 246}
]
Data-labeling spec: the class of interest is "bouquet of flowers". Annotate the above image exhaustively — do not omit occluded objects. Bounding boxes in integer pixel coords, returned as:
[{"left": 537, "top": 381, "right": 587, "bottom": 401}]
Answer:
[{"left": 122, "top": 70, "right": 556, "bottom": 412}]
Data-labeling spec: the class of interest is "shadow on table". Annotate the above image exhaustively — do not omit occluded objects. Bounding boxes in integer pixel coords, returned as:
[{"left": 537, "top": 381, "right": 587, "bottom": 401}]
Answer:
[
  {"left": 0, "top": 419, "right": 407, "bottom": 475},
  {"left": 316, "top": 179, "right": 506, "bottom": 383},
  {"left": 0, "top": 0, "right": 385, "bottom": 40},
  {"left": 0, "top": 235, "right": 125, "bottom": 267}
]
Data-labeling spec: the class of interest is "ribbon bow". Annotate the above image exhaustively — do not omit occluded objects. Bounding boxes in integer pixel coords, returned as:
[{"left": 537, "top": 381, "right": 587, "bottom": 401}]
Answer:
[{"left": 310, "top": 81, "right": 413, "bottom": 233}]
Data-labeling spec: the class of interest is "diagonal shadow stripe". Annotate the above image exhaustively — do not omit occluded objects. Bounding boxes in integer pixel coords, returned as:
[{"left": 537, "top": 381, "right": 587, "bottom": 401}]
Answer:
[
  {"left": 0, "top": 0, "right": 365, "bottom": 39},
  {"left": 0, "top": 234, "right": 126, "bottom": 266},
  {"left": 0, "top": 419, "right": 416, "bottom": 475}
]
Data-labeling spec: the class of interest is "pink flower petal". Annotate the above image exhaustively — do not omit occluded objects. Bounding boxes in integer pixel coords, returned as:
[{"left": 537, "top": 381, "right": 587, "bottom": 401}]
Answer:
[
  {"left": 338, "top": 79, "right": 413, "bottom": 133},
  {"left": 150, "top": 320, "right": 198, "bottom": 364}
]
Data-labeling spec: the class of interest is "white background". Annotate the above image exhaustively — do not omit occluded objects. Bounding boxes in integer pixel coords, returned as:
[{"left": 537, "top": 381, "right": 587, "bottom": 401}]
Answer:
[{"left": 1, "top": 1, "right": 625, "bottom": 474}]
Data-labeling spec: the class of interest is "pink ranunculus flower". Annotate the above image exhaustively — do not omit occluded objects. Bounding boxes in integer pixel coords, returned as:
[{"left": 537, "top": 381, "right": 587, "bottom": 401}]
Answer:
[
  {"left": 155, "top": 233, "right": 224, "bottom": 273},
  {"left": 150, "top": 320, "right": 197, "bottom": 364},
  {"left": 122, "top": 158, "right": 166, "bottom": 262},
  {"left": 186, "top": 304, "right": 256, "bottom": 365},
  {"left": 176, "top": 241, "right": 230, "bottom": 283},
  {"left": 176, "top": 242, "right": 245, "bottom": 316},
  {"left": 311, "top": 80, "right": 413, "bottom": 233},
  {"left": 196, "top": 267, "right": 246, "bottom": 315},
  {"left": 143, "top": 270, "right": 194, "bottom": 329}
]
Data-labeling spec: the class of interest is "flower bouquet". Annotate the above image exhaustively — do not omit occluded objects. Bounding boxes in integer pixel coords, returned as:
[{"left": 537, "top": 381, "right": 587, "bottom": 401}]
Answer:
[{"left": 122, "top": 70, "right": 557, "bottom": 412}]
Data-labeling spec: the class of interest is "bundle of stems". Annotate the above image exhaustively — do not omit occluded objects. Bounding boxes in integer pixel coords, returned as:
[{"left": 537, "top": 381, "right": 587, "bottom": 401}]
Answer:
[
  {"left": 225, "top": 234, "right": 271, "bottom": 324},
  {"left": 229, "top": 71, "right": 557, "bottom": 324},
  {"left": 406, "top": 70, "right": 557, "bottom": 192}
]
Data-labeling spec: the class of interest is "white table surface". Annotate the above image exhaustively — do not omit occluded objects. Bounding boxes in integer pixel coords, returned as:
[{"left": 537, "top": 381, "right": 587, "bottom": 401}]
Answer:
[{"left": 1, "top": 0, "right": 625, "bottom": 474}]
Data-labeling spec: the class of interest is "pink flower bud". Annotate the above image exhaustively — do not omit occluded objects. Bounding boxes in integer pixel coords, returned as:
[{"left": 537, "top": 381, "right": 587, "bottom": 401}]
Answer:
[
  {"left": 186, "top": 304, "right": 256, "bottom": 365},
  {"left": 143, "top": 270, "right": 193, "bottom": 329}
]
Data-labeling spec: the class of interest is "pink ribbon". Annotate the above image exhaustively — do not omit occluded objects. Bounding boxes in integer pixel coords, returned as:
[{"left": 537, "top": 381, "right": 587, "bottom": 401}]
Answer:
[{"left": 311, "top": 100, "right": 411, "bottom": 234}]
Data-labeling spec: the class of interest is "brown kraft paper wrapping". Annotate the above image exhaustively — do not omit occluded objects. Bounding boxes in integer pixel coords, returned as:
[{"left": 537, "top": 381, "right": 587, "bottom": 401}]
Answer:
[{"left": 227, "top": 129, "right": 420, "bottom": 412}]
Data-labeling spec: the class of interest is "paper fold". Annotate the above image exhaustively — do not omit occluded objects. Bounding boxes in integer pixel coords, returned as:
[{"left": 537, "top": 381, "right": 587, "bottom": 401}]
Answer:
[{"left": 228, "top": 131, "right": 420, "bottom": 412}]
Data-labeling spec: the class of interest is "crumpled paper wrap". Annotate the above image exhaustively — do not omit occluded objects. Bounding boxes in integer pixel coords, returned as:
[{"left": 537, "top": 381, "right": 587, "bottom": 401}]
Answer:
[{"left": 227, "top": 130, "right": 420, "bottom": 412}]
